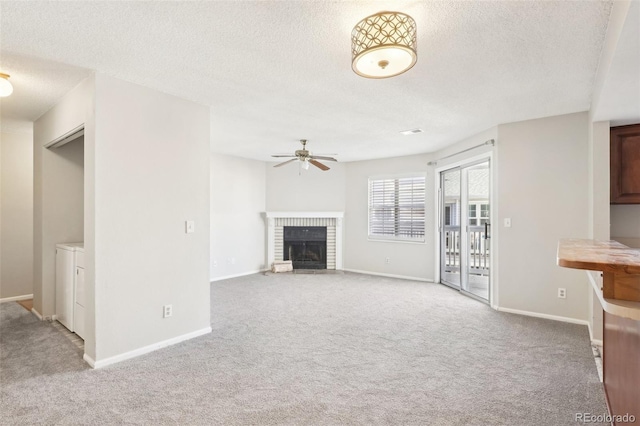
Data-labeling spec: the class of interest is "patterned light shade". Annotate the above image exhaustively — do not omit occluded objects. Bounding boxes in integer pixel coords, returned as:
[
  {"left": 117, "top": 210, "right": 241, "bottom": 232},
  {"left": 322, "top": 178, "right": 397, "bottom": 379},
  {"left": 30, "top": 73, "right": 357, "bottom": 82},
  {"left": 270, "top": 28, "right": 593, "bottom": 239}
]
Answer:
[{"left": 351, "top": 11, "right": 417, "bottom": 79}]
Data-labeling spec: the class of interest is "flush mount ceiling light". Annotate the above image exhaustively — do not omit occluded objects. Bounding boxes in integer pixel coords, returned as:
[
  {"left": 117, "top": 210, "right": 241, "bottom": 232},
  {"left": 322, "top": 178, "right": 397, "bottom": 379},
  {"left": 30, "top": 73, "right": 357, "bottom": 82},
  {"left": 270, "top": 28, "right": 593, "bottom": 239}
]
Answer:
[
  {"left": 351, "top": 11, "right": 417, "bottom": 79},
  {"left": 0, "top": 73, "right": 13, "bottom": 97}
]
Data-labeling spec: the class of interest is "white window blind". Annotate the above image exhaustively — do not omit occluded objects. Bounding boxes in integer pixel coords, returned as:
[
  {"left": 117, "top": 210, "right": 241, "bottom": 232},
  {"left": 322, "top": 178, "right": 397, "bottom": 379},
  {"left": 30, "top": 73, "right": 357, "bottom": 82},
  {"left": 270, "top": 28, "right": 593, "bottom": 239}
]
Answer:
[{"left": 368, "top": 175, "right": 426, "bottom": 241}]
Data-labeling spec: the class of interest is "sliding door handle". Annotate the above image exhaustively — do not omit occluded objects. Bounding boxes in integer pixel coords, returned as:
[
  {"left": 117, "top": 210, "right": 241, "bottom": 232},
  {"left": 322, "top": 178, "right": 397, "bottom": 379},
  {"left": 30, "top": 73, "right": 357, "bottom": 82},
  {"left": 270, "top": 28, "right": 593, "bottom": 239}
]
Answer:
[{"left": 484, "top": 222, "right": 490, "bottom": 239}]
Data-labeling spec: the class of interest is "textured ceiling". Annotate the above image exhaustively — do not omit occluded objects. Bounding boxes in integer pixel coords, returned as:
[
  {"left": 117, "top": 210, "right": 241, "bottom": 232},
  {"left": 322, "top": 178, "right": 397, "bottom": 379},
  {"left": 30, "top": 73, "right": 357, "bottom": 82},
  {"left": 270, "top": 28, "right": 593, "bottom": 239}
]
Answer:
[
  {"left": 592, "top": 0, "right": 640, "bottom": 125},
  {"left": 0, "top": 1, "right": 613, "bottom": 161}
]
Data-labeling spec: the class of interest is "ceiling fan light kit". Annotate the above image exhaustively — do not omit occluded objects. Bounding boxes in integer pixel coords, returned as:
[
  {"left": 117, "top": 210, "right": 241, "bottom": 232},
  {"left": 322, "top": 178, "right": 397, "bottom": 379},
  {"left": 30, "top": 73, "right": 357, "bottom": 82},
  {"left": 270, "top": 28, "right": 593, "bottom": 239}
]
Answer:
[
  {"left": 0, "top": 73, "right": 14, "bottom": 97},
  {"left": 272, "top": 140, "right": 337, "bottom": 171},
  {"left": 351, "top": 11, "right": 417, "bottom": 79}
]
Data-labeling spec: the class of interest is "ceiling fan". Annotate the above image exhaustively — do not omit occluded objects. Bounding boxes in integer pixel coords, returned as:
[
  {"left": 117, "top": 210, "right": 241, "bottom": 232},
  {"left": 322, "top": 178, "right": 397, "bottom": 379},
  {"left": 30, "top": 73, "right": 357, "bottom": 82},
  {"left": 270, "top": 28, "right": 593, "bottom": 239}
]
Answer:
[{"left": 272, "top": 139, "right": 338, "bottom": 171}]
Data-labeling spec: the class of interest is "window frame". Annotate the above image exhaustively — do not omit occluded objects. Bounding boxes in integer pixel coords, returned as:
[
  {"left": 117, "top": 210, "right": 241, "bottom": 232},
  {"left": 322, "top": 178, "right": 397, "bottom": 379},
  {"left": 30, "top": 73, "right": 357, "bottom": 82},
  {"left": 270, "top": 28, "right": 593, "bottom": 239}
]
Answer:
[
  {"left": 367, "top": 173, "right": 427, "bottom": 243},
  {"left": 468, "top": 202, "right": 490, "bottom": 226}
]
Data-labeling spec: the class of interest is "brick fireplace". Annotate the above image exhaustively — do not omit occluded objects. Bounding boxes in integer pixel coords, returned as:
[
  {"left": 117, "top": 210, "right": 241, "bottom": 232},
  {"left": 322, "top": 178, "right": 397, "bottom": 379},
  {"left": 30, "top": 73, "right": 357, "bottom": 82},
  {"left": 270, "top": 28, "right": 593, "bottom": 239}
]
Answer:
[{"left": 265, "top": 212, "right": 344, "bottom": 270}]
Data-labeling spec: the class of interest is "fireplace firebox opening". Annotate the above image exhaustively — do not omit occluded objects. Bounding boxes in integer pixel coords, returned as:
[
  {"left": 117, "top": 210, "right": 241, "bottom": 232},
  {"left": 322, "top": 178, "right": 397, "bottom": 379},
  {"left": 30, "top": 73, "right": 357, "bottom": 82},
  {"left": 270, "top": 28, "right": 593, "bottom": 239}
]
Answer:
[{"left": 283, "top": 226, "right": 327, "bottom": 270}]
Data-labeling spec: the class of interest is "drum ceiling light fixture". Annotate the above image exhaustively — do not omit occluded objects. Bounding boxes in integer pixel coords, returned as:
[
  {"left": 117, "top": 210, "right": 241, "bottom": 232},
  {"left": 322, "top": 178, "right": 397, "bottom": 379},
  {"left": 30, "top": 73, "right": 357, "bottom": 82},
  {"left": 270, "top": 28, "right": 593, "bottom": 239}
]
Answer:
[{"left": 351, "top": 11, "right": 417, "bottom": 79}]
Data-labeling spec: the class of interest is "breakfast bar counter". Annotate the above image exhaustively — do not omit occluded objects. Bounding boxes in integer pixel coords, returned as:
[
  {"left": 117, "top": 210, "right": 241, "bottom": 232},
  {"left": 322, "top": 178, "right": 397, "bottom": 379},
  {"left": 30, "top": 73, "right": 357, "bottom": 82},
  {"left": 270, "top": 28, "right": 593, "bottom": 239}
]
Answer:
[
  {"left": 557, "top": 238, "right": 640, "bottom": 318},
  {"left": 557, "top": 238, "right": 640, "bottom": 423},
  {"left": 557, "top": 238, "right": 640, "bottom": 274}
]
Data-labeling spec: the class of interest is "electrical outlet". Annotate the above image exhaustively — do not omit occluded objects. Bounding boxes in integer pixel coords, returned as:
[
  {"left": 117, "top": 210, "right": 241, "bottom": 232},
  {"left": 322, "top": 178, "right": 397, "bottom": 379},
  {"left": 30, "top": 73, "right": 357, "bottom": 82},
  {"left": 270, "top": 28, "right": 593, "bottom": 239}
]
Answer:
[
  {"left": 213, "top": 259, "right": 218, "bottom": 268},
  {"left": 163, "top": 304, "right": 173, "bottom": 318},
  {"left": 557, "top": 288, "right": 566, "bottom": 299},
  {"left": 385, "top": 257, "right": 390, "bottom": 264},
  {"left": 185, "top": 220, "right": 195, "bottom": 234}
]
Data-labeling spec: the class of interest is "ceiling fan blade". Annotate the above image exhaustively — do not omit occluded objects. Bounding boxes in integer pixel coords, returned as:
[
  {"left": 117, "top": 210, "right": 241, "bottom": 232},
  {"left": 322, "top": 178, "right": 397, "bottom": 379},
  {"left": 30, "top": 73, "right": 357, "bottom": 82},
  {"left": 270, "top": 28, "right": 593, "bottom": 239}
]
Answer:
[
  {"left": 271, "top": 154, "right": 297, "bottom": 158},
  {"left": 309, "top": 159, "right": 330, "bottom": 171},
  {"left": 310, "top": 155, "right": 337, "bottom": 162},
  {"left": 274, "top": 159, "right": 298, "bottom": 168}
]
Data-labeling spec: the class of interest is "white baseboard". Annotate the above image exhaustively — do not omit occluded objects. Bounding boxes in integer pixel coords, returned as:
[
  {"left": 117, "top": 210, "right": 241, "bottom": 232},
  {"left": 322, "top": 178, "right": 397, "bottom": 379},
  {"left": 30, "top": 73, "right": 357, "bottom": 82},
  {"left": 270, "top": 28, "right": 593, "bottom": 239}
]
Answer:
[
  {"left": 31, "top": 307, "right": 43, "bottom": 320},
  {"left": 496, "top": 306, "right": 589, "bottom": 326},
  {"left": 83, "top": 353, "right": 97, "bottom": 368},
  {"left": 210, "top": 270, "right": 267, "bottom": 282},
  {"left": 587, "top": 322, "right": 603, "bottom": 346},
  {"left": 85, "top": 326, "right": 212, "bottom": 369},
  {"left": 0, "top": 293, "right": 33, "bottom": 303},
  {"left": 342, "top": 269, "right": 434, "bottom": 283}
]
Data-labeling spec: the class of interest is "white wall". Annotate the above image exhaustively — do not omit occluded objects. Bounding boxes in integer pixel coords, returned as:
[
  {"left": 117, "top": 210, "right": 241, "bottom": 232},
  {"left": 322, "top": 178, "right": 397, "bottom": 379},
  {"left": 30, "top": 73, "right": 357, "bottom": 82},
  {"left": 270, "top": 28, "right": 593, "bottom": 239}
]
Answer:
[
  {"left": 266, "top": 161, "right": 346, "bottom": 212},
  {"left": 34, "top": 73, "right": 211, "bottom": 366},
  {"left": 344, "top": 154, "right": 434, "bottom": 281},
  {"left": 0, "top": 131, "right": 34, "bottom": 299},
  {"left": 497, "top": 112, "right": 590, "bottom": 321},
  {"left": 211, "top": 154, "right": 266, "bottom": 280},
  {"left": 430, "top": 128, "right": 497, "bottom": 169},
  {"left": 43, "top": 137, "right": 84, "bottom": 266},
  {"left": 93, "top": 74, "right": 210, "bottom": 363},
  {"left": 610, "top": 205, "right": 640, "bottom": 244},
  {"left": 34, "top": 77, "right": 94, "bottom": 319}
]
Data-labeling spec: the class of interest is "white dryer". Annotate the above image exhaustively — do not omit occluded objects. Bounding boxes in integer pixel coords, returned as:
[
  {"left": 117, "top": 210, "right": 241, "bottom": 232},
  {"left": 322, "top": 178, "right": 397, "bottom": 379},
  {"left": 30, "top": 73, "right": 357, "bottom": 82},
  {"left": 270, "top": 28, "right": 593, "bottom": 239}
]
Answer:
[{"left": 55, "top": 242, "right": 84, "bottom": 338}]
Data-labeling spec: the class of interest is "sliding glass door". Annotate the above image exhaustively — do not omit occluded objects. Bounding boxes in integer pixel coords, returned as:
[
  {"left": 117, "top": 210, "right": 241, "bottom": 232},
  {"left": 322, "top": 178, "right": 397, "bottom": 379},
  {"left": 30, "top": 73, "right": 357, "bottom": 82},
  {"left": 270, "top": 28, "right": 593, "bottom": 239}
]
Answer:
[
  {"left": 440, "top": 160, "right": 491, "bottom": 302},
  {"left": 440, "top": 168, "right": 462, "bottom": 288}
]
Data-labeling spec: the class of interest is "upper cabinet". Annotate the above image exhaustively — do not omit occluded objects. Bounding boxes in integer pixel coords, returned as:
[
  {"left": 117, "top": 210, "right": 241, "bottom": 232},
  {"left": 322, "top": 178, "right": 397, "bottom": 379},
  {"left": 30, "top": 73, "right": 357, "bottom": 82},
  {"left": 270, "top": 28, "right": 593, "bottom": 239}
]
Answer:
[{"left": 611, "top": 124, "right": 640, "bottom": 204}]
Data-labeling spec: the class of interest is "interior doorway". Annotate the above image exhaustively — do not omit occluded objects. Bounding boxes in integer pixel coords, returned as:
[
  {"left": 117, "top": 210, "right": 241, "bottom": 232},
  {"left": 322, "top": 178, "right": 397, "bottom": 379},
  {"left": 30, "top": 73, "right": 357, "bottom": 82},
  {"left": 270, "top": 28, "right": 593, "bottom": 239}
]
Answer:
[{"left": 439, "top": 159, "right": 491, "bottom": 302}]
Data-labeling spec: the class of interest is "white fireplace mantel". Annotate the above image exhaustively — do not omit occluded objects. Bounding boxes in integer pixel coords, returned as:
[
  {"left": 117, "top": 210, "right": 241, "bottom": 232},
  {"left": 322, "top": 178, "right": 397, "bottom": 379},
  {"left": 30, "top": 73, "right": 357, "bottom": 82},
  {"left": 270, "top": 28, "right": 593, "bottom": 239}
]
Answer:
[
  {"left": 265, "top": 211, "right": 344, "bottom": 219},
  {"left": 264, "top": 212, "right": 344, "bottom": 270}
]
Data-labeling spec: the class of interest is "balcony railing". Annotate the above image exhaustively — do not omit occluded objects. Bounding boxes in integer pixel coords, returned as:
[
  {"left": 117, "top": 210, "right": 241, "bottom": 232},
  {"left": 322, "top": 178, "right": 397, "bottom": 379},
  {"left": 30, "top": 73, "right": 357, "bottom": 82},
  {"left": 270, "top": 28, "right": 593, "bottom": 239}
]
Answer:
[{"left": 443, "top": 225, "right": 490, "bottom": 276}]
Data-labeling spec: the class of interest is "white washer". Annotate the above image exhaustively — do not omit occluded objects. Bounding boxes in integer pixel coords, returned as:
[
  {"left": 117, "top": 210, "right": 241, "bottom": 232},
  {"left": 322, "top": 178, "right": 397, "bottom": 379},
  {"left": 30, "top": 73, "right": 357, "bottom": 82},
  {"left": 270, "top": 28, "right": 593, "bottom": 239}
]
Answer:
[{"left": 55, "top": 242, "right": 84, "bottom": 336}]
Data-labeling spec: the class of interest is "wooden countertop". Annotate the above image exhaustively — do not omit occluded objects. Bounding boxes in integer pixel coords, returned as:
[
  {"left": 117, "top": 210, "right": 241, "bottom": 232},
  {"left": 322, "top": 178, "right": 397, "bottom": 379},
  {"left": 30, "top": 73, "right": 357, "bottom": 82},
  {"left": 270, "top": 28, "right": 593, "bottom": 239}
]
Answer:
[
  {"left": 586, "top": 271, "right": 640, "bottom": 321},
  {"left": 557, "top": 238, "right": 640, "bottom": 274},
  {"left": 558, "top": 239, "right": 640, "bottom": 319}
]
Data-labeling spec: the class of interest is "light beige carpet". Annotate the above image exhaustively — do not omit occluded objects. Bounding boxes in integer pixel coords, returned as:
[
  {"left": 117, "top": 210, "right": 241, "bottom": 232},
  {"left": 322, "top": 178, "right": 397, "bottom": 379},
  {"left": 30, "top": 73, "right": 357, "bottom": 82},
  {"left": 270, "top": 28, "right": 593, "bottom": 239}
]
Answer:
[{"left": 1, "top": 272, "right": 607, "bottom": 425}]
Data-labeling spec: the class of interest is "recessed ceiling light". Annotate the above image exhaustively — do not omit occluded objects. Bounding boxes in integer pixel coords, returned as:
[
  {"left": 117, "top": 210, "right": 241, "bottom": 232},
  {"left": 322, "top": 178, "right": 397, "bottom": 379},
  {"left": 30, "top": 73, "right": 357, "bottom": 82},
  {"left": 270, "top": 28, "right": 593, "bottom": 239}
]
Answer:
[{"left": 400, "top": 128, "right": 423, "bottom": 135}]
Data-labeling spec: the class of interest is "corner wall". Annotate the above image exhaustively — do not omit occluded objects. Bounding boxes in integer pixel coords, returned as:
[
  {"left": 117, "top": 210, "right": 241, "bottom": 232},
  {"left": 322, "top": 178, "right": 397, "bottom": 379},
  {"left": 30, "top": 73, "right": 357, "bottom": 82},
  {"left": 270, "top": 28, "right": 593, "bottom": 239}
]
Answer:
[
  {"left": 93, "top": 74, "right": 210, "bottom": 363},
  {"left": 0, "top": 131, "right": 34, "bottom": 300},
  {"left": 344, "top": 154, "right": 434, "bottom": 281},
  {"left": 266, "top": 161, "right": 347, "bottom": 212},
  {"left": 210, "top": 154, "right": 266, "bottom": 280}
]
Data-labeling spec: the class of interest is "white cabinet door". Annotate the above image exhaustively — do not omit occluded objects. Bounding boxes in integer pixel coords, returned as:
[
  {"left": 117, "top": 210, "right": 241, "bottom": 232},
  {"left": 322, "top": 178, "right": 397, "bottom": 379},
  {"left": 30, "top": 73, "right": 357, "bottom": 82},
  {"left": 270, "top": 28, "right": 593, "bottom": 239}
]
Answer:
[
  {"left": 74, "top": 266, "right": 85, "bottom": 339},
  {"left": 55, "top": 249, "right": 74, "bottom": 331}
]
